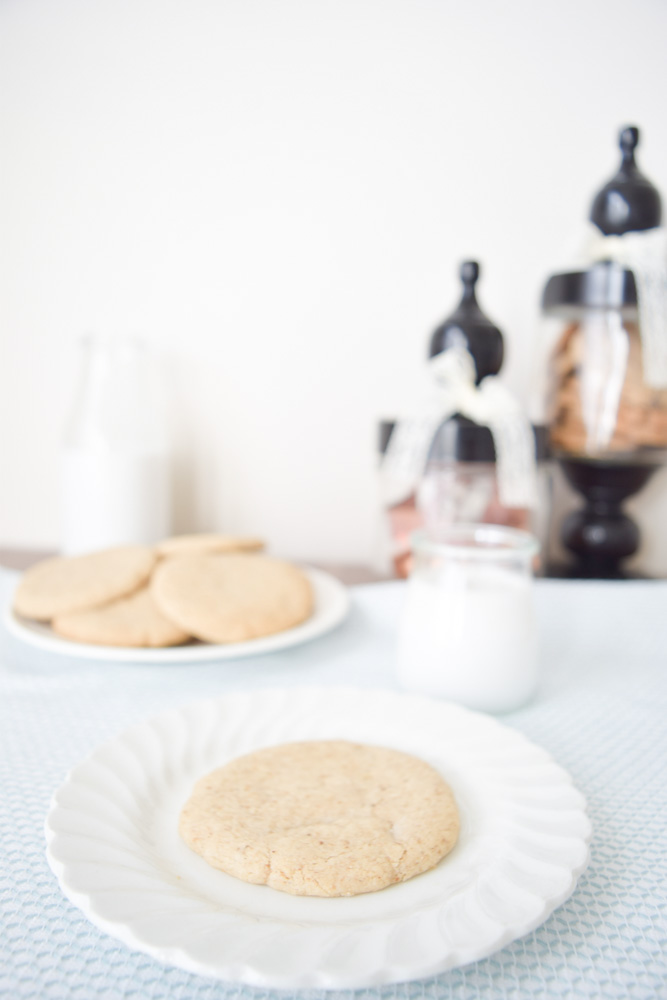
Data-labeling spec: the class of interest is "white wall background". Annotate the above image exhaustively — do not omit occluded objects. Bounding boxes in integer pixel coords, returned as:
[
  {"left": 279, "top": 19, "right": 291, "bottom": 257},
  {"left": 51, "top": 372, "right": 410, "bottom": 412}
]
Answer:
[{"left": 2, "top": 0, "right": 667, "bottom": 565}]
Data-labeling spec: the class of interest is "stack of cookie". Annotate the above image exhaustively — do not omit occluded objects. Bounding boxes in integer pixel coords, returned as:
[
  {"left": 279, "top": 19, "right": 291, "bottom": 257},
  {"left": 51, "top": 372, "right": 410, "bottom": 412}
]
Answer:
[
  {"left": 550, "top": 321, "right": 667, "bottom": 455},
  {"left": 12, "top": 535, "right": 314, "bottom": 648}
]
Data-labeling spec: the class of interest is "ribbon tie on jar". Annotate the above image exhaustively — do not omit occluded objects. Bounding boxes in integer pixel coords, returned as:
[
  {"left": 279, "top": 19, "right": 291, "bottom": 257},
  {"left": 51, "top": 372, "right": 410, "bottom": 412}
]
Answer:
[
  {"left": 585, "top": 225, "right": 667, "bottom": 389},
  {"left": 381, "top": 345, "right": 538, "bottom": 510}
]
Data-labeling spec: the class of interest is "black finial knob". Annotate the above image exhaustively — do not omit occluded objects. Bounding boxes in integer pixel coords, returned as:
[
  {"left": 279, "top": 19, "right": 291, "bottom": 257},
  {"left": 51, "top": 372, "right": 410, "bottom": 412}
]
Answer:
[
  {"left": 619, "top": 125, "right": 639, "bottom": 158},
  {"left": 460, "top": 260, "right": 480, "bottom": 288},
  {"left": 428, "top": 260, "right": 504, "bottom": 382},
  {"left": 590, "top": 124, "right": 661, "bottom": 235}
]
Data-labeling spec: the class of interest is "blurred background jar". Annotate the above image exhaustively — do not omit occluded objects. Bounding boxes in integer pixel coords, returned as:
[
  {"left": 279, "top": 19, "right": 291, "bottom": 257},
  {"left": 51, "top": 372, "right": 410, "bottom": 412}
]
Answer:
[
  {"left": 61, "top": 333, "right": 172, "bottom": 554},
  {"left": 539, "top": 126, "right": 667, "bottom": 578},
  {"left": 380, "top": 262, "right": 551, "bottom": 578}
]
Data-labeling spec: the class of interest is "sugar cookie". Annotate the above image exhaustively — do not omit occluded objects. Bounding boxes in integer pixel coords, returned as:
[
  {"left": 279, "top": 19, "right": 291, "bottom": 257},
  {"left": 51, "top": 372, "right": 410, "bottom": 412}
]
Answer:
[
  {"left": 13, "top": 546, "right": 157, "bottom": 621},
  {"left": 179, "top": 740, "right": 459, "bottom": 896},
  {"left": 156, "top": 534, "right": 264, "bottom": 558},
  {"left": 52, "top": 585, "right": 191, "bottom": 647},
  {"left": 150, "top": 553, "right": 313, "bottom": 643}
]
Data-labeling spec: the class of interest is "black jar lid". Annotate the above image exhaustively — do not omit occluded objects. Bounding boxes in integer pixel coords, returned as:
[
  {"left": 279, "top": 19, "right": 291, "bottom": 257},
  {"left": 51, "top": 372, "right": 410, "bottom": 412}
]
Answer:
[
  {"left": 427, "top": 415, "right": 497, "bottom": 463},
  {"left": 542, "top": 260, "right": 638, "bottom": 314},
  {"left": 428, "top": 261, "right": 504, "bottom": 383},
  {"left": 379, "top": 418, "right": 550, "bottom": 464},
  {"left": 426, "top": 416, "right": 550, "bottom": 464},
  {"left": 542, "top": 126, "right": 661, "bottom": 313},
  {"left": 590, "top": 126, "right": 661, "bottom": 236},
  {"left": 379, "top": 261, "right": 546, "bottom": 474},
  {"left": 378, "top": 417, "right": 497, "bottom": 463}
]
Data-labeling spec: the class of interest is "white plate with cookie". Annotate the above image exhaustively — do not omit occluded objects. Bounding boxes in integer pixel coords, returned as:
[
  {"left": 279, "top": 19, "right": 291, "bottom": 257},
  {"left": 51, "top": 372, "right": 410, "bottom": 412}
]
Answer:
[
  {"left": 5, "top": 566, "right": 349, "bottom": 663},
  {"left": 45, "top": 686, "right": 591, "bottom": 989}
]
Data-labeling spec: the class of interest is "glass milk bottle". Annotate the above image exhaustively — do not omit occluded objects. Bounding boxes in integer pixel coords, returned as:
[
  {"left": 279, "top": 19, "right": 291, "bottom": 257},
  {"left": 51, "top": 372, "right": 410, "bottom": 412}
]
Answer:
[
  {"left": 397, "top": 525, "right": 540, "bottom": 713},
  {"left": 61, "top": 333, "right": 172, "bottom": 554}
]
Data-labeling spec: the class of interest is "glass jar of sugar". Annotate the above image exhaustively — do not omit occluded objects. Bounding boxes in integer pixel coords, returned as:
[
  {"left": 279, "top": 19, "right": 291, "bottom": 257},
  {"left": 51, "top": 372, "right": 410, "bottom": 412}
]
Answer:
[{"left": 396, "top": 525, "right": 540, "bottom": 713}]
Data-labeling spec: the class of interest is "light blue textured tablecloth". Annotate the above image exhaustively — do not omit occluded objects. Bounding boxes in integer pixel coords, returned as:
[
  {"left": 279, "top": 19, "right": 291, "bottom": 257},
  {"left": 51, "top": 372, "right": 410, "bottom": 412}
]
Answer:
[{"left": 1, "top": 569, "right": 666, "bottom": 1000}]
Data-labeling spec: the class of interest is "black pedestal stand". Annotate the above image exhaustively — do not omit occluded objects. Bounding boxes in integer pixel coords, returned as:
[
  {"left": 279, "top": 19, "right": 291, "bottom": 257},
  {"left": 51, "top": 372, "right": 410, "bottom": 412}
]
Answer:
[{"left": 555, "top": 458, "right": 657, "bottom": 579}]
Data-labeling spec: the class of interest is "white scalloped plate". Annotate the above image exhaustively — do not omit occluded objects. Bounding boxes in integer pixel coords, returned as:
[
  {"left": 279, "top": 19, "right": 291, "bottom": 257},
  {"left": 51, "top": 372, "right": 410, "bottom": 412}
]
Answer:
[
  {"left": 5, "top": 568, "right": 348, "bottom": 663},
  {"left": 45, "top": 687, "right": 591, "bottom": 989}
]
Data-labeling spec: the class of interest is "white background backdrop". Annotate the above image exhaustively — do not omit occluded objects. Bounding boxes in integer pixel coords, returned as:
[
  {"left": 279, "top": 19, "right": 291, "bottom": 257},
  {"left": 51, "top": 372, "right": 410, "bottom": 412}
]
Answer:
[{"left": 2, "top": 0, "right": 667, "bottom": 567}]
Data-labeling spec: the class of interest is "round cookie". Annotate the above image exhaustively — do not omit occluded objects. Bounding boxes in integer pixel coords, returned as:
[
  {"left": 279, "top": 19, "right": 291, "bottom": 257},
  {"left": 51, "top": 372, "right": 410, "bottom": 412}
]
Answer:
[
  {"left": 52, "top": 586, "right": 191, "bottom": 648},
  {"left": 179, "top": 740, "right": 459, "bottom": 897},
  {"left": 13, "top": 546, "right": 157, "bottom": 622},
  {"left": 156, "top": 534, "right": 264, "bottom": 558},
  {"left": 150, "top": 553, "right": 313, "bottom": 643}
]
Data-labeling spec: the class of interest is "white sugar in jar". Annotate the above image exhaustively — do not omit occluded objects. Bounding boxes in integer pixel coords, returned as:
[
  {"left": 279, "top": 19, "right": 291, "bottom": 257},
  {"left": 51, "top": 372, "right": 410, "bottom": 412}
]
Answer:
[{"left": 396, "top": 526, "right": 540, "bottom": 713}]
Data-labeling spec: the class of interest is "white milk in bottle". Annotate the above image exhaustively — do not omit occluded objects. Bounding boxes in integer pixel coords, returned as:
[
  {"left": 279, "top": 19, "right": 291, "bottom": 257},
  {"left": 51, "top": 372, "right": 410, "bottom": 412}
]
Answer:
[{"left": 61, "top": 334, "right": 172, "bottom": 553}]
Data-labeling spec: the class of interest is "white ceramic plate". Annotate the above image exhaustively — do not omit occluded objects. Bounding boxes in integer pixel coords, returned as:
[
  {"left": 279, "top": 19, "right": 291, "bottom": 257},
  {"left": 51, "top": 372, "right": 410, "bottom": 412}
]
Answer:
[
  {"left": 4, "top": 568, "right": 348, "bottom": 663},
  {"left": 45, "top": 686, "right": 591, "bottom": 989}
]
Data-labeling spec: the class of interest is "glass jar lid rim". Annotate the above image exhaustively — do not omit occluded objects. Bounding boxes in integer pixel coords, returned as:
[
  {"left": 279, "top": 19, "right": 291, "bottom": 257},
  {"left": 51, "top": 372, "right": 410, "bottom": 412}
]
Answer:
[{"left": 411, "top": 525, "right": 540, "bottom": 560}]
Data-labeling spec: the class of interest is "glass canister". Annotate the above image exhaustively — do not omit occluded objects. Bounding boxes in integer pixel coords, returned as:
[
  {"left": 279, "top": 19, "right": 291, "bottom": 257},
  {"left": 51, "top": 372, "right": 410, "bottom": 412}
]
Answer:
[
  {"left": 380, "top": 262, "right": 548, "bottom": 578},
  {"left": 540, "top": 126, "right": 667, "bottom": 578},
  {"left": 61, "top": 333, "right": 172, "bottom": 553},
  {"left": 396, "top": 525, "right": 540, "bottom": 713}
]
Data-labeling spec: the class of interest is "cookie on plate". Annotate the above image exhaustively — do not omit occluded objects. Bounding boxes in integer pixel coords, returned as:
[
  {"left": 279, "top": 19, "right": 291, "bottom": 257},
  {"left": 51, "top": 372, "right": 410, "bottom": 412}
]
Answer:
[
  {"left": 52, "top": 585, "right": 191, "bottom": 648},
  {"left": 179, "top": 740, "right": 460, "bottom": 897},
  {"left": 156, "top": 534, "right": 264, "bottom": 558},
  {"left": 13, "top": 546, "right": 157, "bottom": 622},
  {"left": 150, "top": 553, "right": 313, "bottom": 643}
]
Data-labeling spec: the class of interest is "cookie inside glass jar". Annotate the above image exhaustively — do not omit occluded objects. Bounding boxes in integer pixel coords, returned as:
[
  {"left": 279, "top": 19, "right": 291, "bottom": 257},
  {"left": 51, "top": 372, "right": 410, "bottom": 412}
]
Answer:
[{"left": 548, "top": 293, "right": 667, "bottom": 458}]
